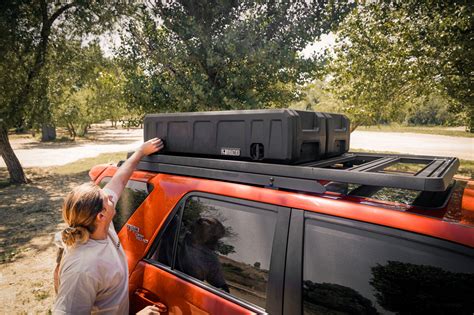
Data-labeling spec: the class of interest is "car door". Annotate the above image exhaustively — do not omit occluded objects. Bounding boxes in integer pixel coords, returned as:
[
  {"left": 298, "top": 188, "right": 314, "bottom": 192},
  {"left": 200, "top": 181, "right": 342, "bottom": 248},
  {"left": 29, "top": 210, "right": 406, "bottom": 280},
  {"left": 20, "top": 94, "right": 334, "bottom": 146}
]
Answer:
[
  {"left": 283, "top": 209, "right": 474, "bottom": 314},
  {"left": 129, "top": 192, "right": 291, "bottom": 315}
]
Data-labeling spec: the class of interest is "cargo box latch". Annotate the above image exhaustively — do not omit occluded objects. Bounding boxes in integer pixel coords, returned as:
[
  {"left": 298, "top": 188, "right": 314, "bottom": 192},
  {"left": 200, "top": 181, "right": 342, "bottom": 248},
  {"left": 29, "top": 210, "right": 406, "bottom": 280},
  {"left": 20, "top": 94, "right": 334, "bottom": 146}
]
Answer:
[{"left": 250, "top": 143, "right": 264, "bottom": 160}]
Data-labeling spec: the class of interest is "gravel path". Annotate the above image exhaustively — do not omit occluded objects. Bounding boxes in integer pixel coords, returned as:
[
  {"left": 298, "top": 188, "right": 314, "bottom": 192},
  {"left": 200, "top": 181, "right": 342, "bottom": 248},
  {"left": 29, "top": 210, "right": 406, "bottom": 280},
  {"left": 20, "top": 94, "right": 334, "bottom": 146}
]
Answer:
[
  {"left": 1, "top": 128, "right": 472, "bottom": 168},
  {"left": 351, "top": 131, "right": 474, "bottom": 160},
  {"left": 1, "top": 128, "right": 142, "bottom": 168}
]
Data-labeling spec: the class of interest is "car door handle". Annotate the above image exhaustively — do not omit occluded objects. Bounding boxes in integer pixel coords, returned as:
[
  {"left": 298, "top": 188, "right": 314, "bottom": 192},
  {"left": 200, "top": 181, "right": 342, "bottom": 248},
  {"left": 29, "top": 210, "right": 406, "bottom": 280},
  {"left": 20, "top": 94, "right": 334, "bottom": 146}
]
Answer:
[{"left": 135, "top": 288, "right": 168, "bottom": 313}]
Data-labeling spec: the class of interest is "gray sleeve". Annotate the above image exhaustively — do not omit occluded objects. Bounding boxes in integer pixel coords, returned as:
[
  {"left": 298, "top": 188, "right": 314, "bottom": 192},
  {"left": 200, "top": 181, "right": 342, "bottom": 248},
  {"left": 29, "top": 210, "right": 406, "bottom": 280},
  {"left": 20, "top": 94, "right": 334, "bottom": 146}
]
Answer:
[{"left": 53, "top": 271, "right": 98, "bottom": 315}]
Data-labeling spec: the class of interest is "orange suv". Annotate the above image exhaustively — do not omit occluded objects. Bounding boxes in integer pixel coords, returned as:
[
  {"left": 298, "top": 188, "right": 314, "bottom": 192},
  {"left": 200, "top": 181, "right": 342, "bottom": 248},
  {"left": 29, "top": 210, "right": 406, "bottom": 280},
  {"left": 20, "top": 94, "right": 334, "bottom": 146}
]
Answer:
[{"left": 90, "top": 110, "right": 473, "bottom": 314}]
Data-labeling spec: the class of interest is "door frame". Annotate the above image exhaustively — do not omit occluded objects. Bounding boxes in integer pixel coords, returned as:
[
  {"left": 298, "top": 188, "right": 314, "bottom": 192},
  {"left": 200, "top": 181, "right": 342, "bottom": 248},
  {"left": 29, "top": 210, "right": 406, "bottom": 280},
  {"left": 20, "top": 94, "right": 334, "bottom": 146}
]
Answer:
[{"left": 142, "top": 191, "right": 292, "bottom": 314}]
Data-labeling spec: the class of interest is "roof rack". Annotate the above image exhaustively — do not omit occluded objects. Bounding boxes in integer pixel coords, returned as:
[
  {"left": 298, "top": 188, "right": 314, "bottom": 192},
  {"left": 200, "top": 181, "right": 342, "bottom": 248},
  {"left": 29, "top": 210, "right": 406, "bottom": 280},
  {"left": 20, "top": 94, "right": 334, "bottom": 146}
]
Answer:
[{"left": 134, "top": 152, "right": 459, "bottom": 194}]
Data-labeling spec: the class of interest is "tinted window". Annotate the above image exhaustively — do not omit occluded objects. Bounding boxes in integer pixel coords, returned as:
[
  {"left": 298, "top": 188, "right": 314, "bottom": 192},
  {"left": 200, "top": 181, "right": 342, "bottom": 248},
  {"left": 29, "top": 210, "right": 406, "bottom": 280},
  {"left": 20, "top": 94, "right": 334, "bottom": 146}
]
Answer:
[
  {"left": 99, "top": 177, "right": 152, "bottom": 232},
  {"left": 151, "top": 196, "right": 277, "bottom": 309},
  {"left": 303, "top": 215, "right": 474, "bottom": 314}
]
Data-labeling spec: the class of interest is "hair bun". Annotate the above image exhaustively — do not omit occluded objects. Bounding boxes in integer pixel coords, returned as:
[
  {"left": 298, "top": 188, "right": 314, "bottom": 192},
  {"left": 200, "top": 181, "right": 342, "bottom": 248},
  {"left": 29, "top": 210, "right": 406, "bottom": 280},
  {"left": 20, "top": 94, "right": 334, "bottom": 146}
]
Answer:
[{"left": 61, "top": 225, "right": 90, "bottom": 247}]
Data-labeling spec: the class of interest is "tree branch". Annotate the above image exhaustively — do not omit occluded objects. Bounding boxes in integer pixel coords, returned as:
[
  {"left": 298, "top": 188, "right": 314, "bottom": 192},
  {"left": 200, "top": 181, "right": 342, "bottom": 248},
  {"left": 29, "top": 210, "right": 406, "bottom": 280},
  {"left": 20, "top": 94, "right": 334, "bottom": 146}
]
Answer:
[{"left": 47, "top": 2, "right": 78, "bottom": 28}]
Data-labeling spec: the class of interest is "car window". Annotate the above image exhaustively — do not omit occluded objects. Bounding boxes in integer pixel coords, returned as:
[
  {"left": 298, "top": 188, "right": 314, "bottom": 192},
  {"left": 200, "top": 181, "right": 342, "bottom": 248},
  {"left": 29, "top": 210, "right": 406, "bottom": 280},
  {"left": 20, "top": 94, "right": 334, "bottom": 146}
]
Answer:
[
  {"left": 302, "top": 215, "right": 474, "bottom": 315},
  {"left": 150, "top": 196, "right": 278, "bottom": 309},
  {"left": 99, "top": 177, "right": 153, "bottom": 232}
]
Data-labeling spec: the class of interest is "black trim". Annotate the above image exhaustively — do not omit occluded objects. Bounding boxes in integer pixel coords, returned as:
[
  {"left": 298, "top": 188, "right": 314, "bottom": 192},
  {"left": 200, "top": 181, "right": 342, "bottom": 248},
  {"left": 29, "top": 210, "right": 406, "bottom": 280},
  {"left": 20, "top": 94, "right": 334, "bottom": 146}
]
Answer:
[
  {"left": 303, "top": 211, "right": 474, "bottom": 254},
  {"left": 412, "top": 181, "right": 457, "bottom": 210},
  {"left": 134, "top": 152, "right": 459, "bottom": 192},
  {"left": 266, "top": 207, "right": 291, "bottom": 315},
  {"left": 138, "top": 160, "right": 325, "bottom": 193},
  {"left": 283, "top": 209, "right": 304, "bottom": 315},
  {"left": 145, "top": 191, "right": 290, "bottom": 314},
  {"left": 145, "top": 201, "right": 183, "bottom": 261}
]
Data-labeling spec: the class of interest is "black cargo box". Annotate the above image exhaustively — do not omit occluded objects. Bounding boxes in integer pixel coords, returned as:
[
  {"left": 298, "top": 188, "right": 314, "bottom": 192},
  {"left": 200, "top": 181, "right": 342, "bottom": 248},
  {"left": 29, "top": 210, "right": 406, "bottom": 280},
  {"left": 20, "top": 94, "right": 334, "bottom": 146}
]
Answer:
[{"left": 144, "top": 109, "right": 350, "bottom": 164}]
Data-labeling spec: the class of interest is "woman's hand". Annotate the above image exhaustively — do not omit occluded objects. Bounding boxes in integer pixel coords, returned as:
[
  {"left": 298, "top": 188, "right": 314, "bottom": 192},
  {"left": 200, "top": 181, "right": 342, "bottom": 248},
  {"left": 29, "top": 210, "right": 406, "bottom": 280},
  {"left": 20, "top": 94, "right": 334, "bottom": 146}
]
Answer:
[
  {"left": 103, "top": 138, "right": 164, "bottom": 200},
  {"left": 139, "top": 138, "right": 164, "bottom": 156},
  {"left": 136, "top": 305, "right": 162, "bottom": 315}
]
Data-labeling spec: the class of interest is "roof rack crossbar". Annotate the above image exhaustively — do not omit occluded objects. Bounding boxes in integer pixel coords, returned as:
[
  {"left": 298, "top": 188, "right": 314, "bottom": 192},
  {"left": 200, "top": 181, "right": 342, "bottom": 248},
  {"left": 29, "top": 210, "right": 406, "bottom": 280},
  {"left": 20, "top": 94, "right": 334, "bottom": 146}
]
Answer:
[
  {"left": 349, "top": 157, "right": 400, "bottom": 173},
  {"left": 135, "top": 152, "right": 459, "bottom": 192},
  {"left": 300, "top": 154, "right": 356, "bottom": 168},
  {"left": 431, "top": 158, "right": 457, "bottom": 178},
  {"left": 415, "top": 159, "right": 446, "bottom": 178}
]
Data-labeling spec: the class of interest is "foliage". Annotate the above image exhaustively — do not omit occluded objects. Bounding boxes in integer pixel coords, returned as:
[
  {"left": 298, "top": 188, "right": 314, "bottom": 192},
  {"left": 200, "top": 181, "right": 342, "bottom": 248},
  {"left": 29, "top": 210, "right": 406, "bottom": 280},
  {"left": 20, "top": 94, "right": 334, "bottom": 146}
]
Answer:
[
  {"left": 328, "top": 1, "right": 473, "bottom": 131},
  {"left": 48, "top": 41, "right": 129, "bottom": 138},
  {"left": 406, "top": 94, "right": 460, "bottom": 126},
  {"left": 292, "top": 80, "right": 344, "bottom": 113},
  {"left": 371, "top": 261, "right": 474, "bottom": 313},
  {"left": 119, "top": 0, "right": 352, "bottom": 113},
  {"left": 303, "top": 280, "right": 378, "bottom": 314},
  {"left": 182, "top": 198, "right": 236, "bottom": 256},
  {"left": 0, "top": 0, "right": 132, "bottom": 183},
  {"left": 0, "top": 0, "right": 132, "bottom": 130}
]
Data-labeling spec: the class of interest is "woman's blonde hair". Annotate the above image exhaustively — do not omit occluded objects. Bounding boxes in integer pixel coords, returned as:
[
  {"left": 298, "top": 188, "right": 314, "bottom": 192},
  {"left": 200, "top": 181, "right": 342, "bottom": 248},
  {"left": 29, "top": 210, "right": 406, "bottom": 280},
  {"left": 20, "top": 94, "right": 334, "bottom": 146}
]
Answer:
[{"left": 61, "top": 182, "right": 104, "bottom": 247}]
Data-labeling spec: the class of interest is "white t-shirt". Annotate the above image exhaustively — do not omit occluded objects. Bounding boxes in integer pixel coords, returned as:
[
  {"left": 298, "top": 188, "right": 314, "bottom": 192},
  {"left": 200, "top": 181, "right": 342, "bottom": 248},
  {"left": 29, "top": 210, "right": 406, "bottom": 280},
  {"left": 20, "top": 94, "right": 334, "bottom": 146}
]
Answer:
[{"left": 53, "top": 188, "right": 129, "bottom": 315}]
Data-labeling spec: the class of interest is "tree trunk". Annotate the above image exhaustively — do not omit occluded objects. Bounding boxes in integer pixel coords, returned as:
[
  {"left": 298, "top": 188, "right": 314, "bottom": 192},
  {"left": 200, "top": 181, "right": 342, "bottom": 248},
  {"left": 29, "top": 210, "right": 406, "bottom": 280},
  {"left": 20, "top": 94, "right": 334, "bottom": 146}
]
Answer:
[
  {"left": 66, "top": 122, "right": 76, "bottom": 140},
  {"left": 350, "top": 122, "right": 360, "bottom": 133},
  {"left": 41, "top": 124, "right": 56, "bottom": 141},
  {"left": 0, "top": 125, "right": 28, "bottom": 184},
  {"left": 78, "top": 124, "right": 88, "bottom": 137},
  {"left": 469, "top": 106, "right": 474, "bottom": 133}
]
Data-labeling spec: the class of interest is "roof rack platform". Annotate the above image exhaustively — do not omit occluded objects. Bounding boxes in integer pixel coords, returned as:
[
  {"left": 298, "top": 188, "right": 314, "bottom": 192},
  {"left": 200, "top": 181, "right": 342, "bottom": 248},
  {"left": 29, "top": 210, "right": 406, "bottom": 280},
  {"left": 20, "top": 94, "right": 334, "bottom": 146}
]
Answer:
[{"left": 135, "top": 152, "right": 459, "bottom": 194}]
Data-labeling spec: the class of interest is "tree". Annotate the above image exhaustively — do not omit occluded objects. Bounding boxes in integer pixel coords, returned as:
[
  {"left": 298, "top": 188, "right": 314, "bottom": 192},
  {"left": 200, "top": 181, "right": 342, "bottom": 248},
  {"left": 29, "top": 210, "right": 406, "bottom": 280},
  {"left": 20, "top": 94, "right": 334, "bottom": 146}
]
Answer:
[
  {"left": 328, "top": 1, "right": 473, "bottom": 131},
  {"left": 48, "top": 40, "right": 128, "bottom": 139},
  {"left": 92, "top": 63, "right": 130, "bottom": 128},
  {"left": 292, "top": 80, "right": 343, "bottom": 113},
  {"left": 120, "top": 0, "right": 352, "bottom": 114},
  {"left": 0, "top": 1, "right": 130, "bottom": 184}
]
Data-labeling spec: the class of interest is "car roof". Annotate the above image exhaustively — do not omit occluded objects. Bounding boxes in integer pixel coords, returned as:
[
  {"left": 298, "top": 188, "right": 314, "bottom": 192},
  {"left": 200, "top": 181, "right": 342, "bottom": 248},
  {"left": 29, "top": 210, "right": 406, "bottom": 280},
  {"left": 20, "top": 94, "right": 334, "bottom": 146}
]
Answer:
[{"left": 90, "top": 164, "right": 474, "bottom": 248}]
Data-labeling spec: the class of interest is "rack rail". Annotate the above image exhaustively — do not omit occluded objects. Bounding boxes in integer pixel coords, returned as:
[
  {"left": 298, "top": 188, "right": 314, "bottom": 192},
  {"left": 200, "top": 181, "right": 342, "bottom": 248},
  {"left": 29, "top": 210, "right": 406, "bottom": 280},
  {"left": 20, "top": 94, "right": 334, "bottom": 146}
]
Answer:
[{"left": 134, "top": 152, "right": 459, "bottom": 195}]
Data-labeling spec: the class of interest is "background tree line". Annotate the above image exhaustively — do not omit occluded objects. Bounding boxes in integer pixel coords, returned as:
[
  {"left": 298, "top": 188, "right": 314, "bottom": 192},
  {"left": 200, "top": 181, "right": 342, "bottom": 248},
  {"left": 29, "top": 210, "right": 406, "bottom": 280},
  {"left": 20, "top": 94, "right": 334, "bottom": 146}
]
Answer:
[{"left": 0, "top": 0, "right": 471, "bottom": 184}]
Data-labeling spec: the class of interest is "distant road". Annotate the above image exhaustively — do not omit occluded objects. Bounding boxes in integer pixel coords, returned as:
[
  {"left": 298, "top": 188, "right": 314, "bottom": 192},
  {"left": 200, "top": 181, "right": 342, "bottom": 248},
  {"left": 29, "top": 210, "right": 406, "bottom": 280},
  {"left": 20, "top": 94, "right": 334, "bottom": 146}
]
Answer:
[
  {"left": 1, "top": 129, "right": 472, "bottom": 168},
  {"left": 351, "top": 131, "right": 474, "bottom": 160},
  {"left": 1, "top": 128, "right": 142, "bottom": 168}
]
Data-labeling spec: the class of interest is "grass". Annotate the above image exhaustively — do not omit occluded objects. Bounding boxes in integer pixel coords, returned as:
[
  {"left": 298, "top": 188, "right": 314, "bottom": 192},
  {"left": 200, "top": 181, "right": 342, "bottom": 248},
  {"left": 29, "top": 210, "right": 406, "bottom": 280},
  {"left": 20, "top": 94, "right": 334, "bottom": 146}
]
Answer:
[
  {"left": 33, "top": 290, "right": 50, "bottom": 301},
  {"left": 0, "top": 248, "right": 21, "bottom": 264},
  {"left": 351, "top": 148, "right": 473, "bottom": 178},
  {"left": 0, "top": 151, "right": 127, "bottom": 188},
  {"left": 357, "top": 125, "right": 473, "bottom": 138},
  {"left": 51, "top": 151, "right": 128, "bottom": 175}
]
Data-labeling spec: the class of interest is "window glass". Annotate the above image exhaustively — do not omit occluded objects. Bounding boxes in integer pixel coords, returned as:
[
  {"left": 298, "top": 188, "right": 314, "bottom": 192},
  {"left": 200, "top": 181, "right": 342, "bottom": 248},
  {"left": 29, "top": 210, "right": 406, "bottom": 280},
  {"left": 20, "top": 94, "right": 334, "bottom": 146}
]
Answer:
[
  {"left": 302, "top": 217, "right": 474, "bottom": 315},
  {"left": 151, "top": 210, "right": 181, "bottom": 267},
  {"left": 151, "top": 196, "right": 277, "bottom": 309},
  {"left": 99, "top": 177, "right": 152, "bottom": 232}
]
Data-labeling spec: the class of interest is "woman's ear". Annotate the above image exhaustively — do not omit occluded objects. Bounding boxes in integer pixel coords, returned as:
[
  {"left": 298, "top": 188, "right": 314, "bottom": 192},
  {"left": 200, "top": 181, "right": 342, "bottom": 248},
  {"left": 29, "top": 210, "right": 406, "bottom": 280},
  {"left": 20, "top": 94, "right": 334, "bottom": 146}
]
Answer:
[{"left": 96, "top": 211, "right": 106, "bottom": 222}]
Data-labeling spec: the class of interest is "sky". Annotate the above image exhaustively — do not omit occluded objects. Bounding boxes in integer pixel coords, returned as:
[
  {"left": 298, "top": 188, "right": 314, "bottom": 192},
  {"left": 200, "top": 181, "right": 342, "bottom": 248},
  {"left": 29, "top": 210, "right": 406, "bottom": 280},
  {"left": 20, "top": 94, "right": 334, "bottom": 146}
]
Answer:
[
  {"left": 301, "top": 33, "right": 337, "bottom": 58},
  {"left": 97, "top": 31, "right": 337, "bottom": 59}
]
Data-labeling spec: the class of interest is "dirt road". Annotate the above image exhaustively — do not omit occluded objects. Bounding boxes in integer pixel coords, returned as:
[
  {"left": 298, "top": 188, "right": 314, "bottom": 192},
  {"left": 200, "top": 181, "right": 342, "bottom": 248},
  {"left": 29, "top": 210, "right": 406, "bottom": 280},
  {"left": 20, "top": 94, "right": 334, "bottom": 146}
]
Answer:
[
  {"left": 1, "top": 128, "right": 472, "bottom": 168},
  {"left": 1, "top": 127, "right": 142, "bottom": 168},
  {"left": 351, "top": 131, "right": 473, "bottom": 160}
]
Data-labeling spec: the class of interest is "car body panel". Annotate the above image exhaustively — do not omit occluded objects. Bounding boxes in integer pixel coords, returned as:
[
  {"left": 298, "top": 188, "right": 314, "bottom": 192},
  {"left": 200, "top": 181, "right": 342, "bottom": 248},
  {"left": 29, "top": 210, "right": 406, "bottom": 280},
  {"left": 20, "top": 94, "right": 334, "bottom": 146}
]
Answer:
[
  {"left": 129, "top": 262, "right": 257, "bottom": 315},
  {"left": 460, "top": 180, "right": 474, "bottom": 225},
  {"left": 89, "top": 165, "right": 473, "bottom": 314},
  {"left": 91, "top": 166, "right": 474, "bottom": 254}
]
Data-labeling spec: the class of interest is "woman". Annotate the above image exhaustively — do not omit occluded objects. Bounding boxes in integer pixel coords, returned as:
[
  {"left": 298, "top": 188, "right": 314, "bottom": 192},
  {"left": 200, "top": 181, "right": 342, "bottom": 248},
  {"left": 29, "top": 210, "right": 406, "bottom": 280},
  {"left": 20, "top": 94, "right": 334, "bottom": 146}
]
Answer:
[{"left": 53, "top": 138, "right": 163, "bottom": 315}]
